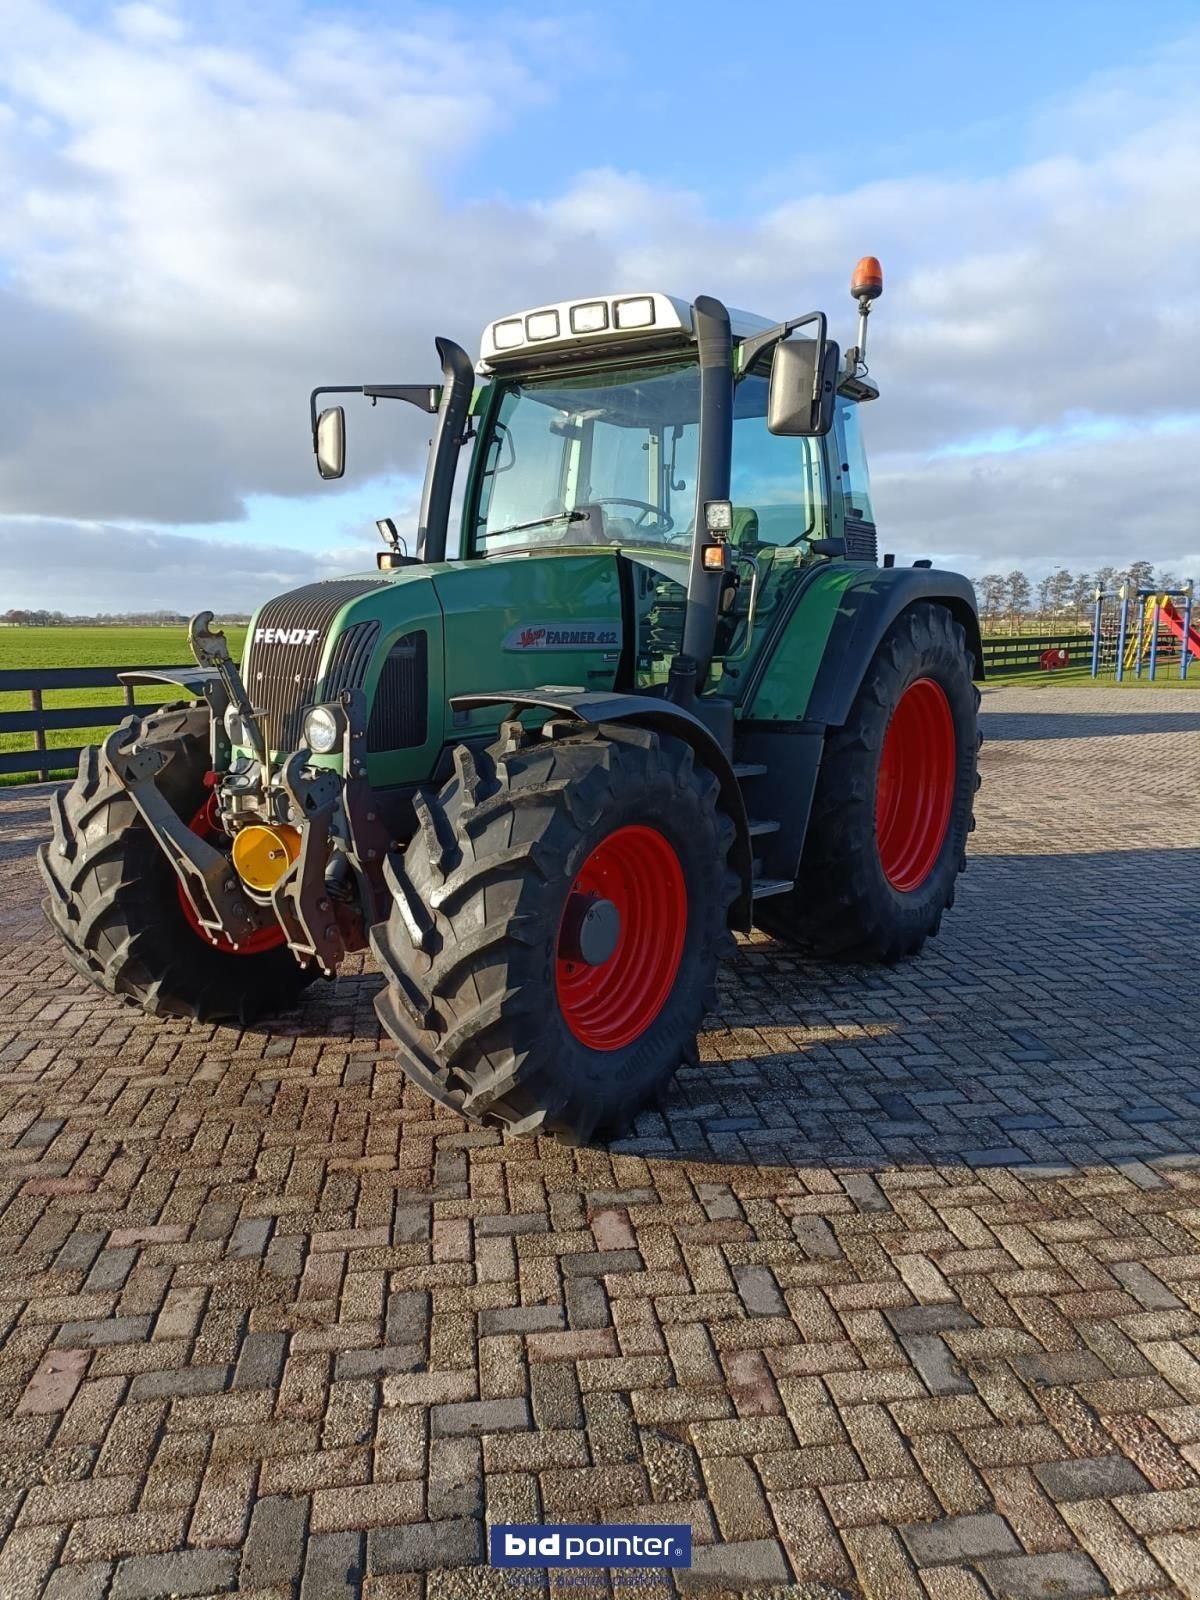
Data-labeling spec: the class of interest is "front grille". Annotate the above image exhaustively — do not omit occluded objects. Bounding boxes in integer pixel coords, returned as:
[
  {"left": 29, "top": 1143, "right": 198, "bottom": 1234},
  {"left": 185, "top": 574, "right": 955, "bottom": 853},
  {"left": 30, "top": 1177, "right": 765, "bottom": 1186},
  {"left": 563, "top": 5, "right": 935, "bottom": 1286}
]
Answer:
[
  {"left": 322, "top": 620, "right": 381, "bottom": 702},
  {"left": 367, "top": 633, "right": 428, "bottom": 751},
  {"left": 244, "top": 579, "right": 386, "bottom": 749}
]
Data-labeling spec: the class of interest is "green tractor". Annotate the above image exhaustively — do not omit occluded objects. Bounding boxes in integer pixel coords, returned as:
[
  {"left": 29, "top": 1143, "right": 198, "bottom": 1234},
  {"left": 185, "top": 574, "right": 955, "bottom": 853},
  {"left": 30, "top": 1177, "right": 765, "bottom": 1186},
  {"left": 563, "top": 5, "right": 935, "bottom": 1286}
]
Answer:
[{"left": 40, "top": 259, "right": 982, "bottom": 1143}]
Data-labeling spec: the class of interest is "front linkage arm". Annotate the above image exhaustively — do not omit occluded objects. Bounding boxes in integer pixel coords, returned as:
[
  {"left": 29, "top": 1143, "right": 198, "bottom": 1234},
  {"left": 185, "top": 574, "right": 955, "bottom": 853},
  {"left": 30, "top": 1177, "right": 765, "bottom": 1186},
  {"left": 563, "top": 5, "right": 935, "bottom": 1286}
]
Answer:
[
  {"left": 188, "top": 610, "right": 268, "bottom": 766},
  {"left": 102, "top": 710, "right": 277, "bottom": 948}
]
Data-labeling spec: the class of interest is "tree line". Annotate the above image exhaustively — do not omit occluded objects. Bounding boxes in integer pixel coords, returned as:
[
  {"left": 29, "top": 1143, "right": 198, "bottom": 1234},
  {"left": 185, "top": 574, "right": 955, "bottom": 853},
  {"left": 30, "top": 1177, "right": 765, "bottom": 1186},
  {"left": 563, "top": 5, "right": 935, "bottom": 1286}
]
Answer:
[
  {"left": 1, "top": 609, "right": 252, "bottom": 627},
  {"left": 972, "top": 562, "right": 1194, "bottom": 631}
]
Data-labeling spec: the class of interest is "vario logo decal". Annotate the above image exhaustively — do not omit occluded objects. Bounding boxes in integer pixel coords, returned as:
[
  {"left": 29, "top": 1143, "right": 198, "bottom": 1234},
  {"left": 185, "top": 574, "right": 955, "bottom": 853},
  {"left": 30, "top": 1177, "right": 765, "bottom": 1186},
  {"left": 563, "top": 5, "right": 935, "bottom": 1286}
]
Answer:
[
  {"left": 254, "top": 627, "right": 320, "bottom": 646},
  {"left": 502, "top": 620, "right": 620, "bottom": 652}
]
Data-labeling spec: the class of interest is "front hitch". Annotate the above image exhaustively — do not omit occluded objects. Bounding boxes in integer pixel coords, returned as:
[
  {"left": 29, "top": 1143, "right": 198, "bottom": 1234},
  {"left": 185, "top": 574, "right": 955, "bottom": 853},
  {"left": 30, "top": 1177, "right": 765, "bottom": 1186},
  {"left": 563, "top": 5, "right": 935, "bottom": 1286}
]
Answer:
[{"left": 103, "top": 713, "right": 277, "bottom": 949}]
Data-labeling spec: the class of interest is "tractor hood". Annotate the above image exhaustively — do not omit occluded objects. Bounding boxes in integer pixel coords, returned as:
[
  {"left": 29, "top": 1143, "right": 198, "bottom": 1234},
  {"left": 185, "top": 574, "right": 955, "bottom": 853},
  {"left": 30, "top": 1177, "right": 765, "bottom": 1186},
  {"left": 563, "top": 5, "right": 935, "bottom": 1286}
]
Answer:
[{"left": 240, "top": 551, "right": 627, "bottom": 788}]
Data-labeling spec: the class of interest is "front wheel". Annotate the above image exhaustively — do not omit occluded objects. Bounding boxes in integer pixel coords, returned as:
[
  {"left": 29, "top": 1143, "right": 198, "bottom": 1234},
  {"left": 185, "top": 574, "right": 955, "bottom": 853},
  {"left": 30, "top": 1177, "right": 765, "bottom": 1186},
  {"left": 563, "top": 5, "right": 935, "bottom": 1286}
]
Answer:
[
  {"left": 757, "top": 602, "right": 980, "bottom": 962},
  {"left": 38, "top": 707, "right": 315, "bottom": 1023},
  {"left": 371, "top": 721, "right": 739, "bottom": 1143}
]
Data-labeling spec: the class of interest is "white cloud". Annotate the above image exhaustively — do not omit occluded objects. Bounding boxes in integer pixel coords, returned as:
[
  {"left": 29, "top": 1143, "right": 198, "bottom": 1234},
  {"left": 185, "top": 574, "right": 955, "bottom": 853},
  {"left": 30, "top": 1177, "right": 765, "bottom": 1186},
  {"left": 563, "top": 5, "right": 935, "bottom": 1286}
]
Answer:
[{"left": 1, "top": 3, "right": 1198, "bottom": 607}]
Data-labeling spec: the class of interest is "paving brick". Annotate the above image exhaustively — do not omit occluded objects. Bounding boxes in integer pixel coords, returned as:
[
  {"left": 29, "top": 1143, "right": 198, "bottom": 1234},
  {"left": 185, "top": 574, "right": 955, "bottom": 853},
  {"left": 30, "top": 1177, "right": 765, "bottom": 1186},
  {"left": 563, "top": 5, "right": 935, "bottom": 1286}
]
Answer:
[
  {"left": 733, "top": 1264, "right": 788, "bottom": 1316},
  {"left": 233, "top": 1330, "right": 288, "bottom": 1390},
  {"left": 975, "top": 1551, "right": 1108, "bottom": 1598},
  {"left": 312, "top": 1480, "right": 423, "bottom": 1531},
  {"left": 300, "top": 1530, "right": 363, "bottom": 1600},
  {"left": 43, "top": 1563, "right": 113, "bottom": 1600},
  {"left": 842, "top": 1523, "right": 924, "bottom": 1600},
  {"left": 111, "top": 1548, "right": 239, "bottom": 1598},
  {"left": 55, "top": 1315, "right": 152, "bottom": 1348},
  {"left": 900, "top": 1512, "right": 1021, "bottom": 1567},
  {"left": 16, "top": 1347, "right": 90, "bottom": 1414},
  {"left": 1033, "top": 1455, "right": 1152, "bottom": 1501},
  {"left": 431, "top": 1397, "right": 530, "bottom": 1437},
  {"left": 240, "top": 1495, "right": 308, "bottom": 1590},
  {"left": 677, "top": 1537, "right": 791, "bottom": 1590},
  {"left": 368, "top": 1519, "right": 483, "bottom": 1573}
]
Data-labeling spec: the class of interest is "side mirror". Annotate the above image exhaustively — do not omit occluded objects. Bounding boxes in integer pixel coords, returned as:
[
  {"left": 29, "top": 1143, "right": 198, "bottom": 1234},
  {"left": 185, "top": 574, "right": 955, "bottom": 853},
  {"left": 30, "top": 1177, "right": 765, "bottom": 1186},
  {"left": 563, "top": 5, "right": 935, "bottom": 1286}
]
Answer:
[
  {"left": 767, "top": 338, "right": 840, "bottom": 437},
  {"left": 315, "top": 406, "right": 346, "bottom": 480}
]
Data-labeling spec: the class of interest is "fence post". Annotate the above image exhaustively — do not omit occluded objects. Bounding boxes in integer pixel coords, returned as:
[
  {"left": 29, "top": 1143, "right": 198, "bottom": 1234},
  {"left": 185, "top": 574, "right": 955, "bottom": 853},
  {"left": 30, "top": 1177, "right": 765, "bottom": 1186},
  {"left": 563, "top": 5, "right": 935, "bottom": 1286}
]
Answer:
[
  {"left": 1115, "top": 585, "right": 1128, "bottom": 683},
  {"left": 1090, "top": 590, "right": 1102, "bottom": 678},
  {"left": 30, "top": 686, "right": 48, "bottom": 782}
]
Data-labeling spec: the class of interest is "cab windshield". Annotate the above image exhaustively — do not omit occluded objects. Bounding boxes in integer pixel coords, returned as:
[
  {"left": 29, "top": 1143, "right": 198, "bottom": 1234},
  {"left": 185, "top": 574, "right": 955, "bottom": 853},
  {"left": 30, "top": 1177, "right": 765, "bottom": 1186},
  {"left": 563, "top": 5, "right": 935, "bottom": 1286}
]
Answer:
[{"left": 471, "top": 360, "right": 699, "bottom": 556}]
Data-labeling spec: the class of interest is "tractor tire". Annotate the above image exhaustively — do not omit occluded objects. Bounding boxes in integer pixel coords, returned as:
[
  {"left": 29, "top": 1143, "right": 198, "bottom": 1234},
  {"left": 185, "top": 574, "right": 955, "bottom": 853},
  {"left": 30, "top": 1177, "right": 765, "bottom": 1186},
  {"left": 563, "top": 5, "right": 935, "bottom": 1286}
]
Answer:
[
  {"left": 371, "top": 720, "right": 739, "bottom": 1144},
  {"left": 37, "top": 706, "right": 315, "bottom": 1024},
  {"left": 757, "top": 602, "right": 980, "bottom": 963}
]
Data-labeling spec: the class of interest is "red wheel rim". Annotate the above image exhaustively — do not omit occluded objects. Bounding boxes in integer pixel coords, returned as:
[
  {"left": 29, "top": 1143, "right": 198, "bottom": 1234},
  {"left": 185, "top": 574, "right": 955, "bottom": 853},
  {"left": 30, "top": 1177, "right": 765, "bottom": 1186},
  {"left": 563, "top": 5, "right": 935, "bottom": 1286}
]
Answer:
[
  {"left": 875, "top": 678, "right": 956, "bottom": 892},
  {"left": 556, "top": 825, "right": 687, "bottom": 1051},
  {"left": 177, "top": 792, "right": 286, "bottom": 956}
]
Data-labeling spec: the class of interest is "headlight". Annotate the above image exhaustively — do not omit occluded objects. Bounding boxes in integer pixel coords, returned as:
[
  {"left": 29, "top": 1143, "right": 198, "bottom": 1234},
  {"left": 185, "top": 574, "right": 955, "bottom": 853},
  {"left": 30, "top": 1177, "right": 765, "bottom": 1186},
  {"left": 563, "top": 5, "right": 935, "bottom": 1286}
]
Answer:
[
  {"left": 303, "top": 705, "right": 341, "bottom": 754},
  {"left": 224, "top": 704, "right": 252, "bottom": 747}
]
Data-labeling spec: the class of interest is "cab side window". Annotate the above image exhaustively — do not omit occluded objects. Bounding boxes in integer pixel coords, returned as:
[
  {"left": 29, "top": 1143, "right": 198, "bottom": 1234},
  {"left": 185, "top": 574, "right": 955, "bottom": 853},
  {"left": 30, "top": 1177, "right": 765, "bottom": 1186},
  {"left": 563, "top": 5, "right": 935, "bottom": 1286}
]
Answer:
[
  {"left": 729, "top": 373, "right": 827, "bottom": 547},
  {"left": 838, "top": 402, "right": 875, "bottom": 525}
]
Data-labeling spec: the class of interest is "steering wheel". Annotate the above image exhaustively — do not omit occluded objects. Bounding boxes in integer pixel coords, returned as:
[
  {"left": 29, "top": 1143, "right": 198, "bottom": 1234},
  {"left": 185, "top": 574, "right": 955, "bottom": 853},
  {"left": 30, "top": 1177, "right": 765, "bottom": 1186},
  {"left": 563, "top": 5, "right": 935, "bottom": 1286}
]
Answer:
[{"left": 591, "top": 497, "right": 674, "bottom": 535}]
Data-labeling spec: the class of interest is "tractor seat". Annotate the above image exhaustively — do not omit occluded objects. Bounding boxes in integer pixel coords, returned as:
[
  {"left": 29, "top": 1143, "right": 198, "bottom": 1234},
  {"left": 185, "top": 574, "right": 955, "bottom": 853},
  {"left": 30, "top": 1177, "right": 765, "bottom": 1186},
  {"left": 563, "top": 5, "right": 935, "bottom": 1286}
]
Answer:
[{"left": 730, "top": 506, "right": 760, "bottom": 547}]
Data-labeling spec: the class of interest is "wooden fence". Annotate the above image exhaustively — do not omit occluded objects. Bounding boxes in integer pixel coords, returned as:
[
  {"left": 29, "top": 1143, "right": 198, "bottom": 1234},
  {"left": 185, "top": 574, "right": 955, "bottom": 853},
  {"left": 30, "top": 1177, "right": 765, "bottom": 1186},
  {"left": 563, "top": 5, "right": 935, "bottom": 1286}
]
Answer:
[
  {"left": 977, "top": 632, "right": 1087, "bottom": 677},
  {"left": 0, "top": 665, "right": 170, "bottom": 780}
]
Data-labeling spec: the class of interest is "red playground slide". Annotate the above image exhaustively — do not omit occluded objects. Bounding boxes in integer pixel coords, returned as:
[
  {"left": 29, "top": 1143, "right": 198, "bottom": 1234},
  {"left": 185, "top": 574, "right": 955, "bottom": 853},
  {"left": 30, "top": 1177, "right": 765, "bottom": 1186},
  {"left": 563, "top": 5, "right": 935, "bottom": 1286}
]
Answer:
[{"left": 1160, "top": 598, "right": 1200, "bottom": 660}]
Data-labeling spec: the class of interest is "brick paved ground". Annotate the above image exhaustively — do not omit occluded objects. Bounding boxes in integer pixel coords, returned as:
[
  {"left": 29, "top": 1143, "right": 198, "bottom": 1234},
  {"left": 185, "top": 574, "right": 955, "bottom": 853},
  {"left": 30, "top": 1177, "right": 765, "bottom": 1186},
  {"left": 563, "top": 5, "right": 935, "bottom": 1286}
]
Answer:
[{"left": 2, "top": 684, "right": 1200, "bottom": 1600}]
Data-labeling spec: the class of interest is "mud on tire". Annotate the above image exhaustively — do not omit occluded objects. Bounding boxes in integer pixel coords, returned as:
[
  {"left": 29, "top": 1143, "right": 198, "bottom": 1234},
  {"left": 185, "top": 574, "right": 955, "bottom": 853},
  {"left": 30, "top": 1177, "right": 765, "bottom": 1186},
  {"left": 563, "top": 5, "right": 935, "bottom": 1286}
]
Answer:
[
  {"left": 38, "top": 707, "right": 314, "bottom": 1024},
  {"left": 757, "top": 602, "right": 981, "bottom": 963},
  {"left": 371, "top": 720, "right": 740, "bottom": 1144}
]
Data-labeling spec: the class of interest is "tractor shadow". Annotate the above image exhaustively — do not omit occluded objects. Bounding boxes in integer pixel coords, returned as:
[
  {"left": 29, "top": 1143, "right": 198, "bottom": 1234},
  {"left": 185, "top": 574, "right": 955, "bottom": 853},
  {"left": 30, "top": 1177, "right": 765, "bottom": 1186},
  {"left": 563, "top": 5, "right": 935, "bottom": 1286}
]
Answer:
[
  {"left": 980, "top": 709, "right": 1200, "bottom": 742},
  {"left": 618, "top": 845, "right": 1200, "bottom": 1176}
]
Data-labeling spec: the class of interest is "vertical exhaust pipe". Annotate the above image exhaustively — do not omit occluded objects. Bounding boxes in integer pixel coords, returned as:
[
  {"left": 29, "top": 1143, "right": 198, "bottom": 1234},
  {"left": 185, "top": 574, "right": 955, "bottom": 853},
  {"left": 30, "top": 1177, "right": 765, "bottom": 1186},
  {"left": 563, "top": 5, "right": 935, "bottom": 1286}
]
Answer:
[
  {"left": 417, "top": 338, "right": 474, "bottom": 563},
  {"left": 679, "top": 296, "right": 733, "bottom": 686}
]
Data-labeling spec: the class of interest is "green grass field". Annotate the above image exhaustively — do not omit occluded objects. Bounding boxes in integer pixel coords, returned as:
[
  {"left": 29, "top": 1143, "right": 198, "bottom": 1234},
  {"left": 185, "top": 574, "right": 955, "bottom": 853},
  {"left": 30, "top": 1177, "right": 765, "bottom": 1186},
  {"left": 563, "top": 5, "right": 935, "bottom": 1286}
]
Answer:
[{"left": 0, "top": 626, "right": 246, "bottom": 784}]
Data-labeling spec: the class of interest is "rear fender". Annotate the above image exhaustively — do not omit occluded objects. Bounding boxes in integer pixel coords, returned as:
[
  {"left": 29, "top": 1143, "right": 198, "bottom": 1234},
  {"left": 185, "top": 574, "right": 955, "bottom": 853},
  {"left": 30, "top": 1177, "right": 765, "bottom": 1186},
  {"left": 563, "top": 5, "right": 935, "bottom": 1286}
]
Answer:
[
  {"left": 745, "top": 565, "right": 982, "bottom": 728},
  {"left": 451, "top": 689, "right": 754, "bottom": 930}
]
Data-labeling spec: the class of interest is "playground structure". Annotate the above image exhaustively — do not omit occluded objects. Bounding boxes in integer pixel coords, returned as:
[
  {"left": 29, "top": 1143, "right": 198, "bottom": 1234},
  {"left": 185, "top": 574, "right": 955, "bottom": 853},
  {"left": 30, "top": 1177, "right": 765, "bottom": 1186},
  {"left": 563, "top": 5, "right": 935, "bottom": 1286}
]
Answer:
[{"left": 1091, "top": 584, "right": 1198, "bottom": 682}]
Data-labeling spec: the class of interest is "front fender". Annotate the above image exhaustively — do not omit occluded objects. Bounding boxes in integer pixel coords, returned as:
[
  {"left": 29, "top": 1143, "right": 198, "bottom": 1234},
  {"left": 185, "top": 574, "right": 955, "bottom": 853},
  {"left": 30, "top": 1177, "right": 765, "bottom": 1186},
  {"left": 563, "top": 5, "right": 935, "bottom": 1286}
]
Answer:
[{"left": 451, "top": 689, "right": 754, "bottom": 930}]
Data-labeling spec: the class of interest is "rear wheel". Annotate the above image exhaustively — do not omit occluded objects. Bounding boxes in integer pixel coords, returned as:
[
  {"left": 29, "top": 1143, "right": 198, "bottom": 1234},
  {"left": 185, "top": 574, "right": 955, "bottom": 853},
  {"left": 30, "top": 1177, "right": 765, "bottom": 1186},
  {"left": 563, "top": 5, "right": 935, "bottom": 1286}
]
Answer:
[
  {"left": 757, "top": 602, "right": 980, "bottom": 962},
  {"left": 371, "top": 720, "right": 739, "bottom": 1143},
  {"left": 38, "top": 707, "right": 314, "bottom": 1023}
]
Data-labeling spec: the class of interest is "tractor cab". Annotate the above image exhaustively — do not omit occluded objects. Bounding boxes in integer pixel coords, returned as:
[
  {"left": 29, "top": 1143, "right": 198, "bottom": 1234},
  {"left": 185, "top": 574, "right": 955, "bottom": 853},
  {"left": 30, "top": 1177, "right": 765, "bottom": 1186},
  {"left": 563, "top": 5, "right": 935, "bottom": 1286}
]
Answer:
[{"left": 311, "top": 273, "right": 885, "bottom": 729}]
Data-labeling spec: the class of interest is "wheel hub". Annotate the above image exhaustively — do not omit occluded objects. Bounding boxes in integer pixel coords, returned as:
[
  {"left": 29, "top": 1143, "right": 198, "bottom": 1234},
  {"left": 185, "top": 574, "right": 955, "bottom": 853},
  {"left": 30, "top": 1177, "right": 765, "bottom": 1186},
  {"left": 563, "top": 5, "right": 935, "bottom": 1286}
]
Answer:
[{"left": 559, "top": 894, "right": 621, "bottom": 966}]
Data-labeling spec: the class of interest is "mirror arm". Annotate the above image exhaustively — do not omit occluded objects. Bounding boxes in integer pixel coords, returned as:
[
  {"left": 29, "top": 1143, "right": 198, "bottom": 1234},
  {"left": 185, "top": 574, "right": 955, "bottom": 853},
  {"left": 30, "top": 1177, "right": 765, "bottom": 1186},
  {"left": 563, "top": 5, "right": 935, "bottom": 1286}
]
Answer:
[
  {"left": 738, "top": 310, "right": 827, "bottom": 380},
  {"left": 361, "top": 384, "right": 441, "bottom": 412},
  {"left": 308, "top": 384, "right": 442, "bottom": 451}
]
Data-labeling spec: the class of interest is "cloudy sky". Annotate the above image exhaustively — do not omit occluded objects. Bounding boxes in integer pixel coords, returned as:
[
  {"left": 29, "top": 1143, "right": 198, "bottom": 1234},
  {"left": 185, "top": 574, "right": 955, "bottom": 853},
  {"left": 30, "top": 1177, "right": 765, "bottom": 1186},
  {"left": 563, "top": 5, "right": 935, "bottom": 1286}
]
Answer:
[{"left": 2, "top": 0, "right": 1199, "bottom": 611}]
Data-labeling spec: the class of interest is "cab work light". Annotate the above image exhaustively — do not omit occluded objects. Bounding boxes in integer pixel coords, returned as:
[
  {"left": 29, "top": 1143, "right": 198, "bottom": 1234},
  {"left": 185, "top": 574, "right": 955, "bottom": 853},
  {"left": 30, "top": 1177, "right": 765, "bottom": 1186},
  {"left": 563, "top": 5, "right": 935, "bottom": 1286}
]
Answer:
[
  {"left": 615, "top": 296, "right": 655, "bottom": 329},
  {"left": 570, "top": 301, "right": 609, "bottom": 333},
  {"left": 526, "top": 309, "right": 560, "bottom": 341},
  {"left": 492, "top": 319, "right": 524, "bottom": 349}
]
